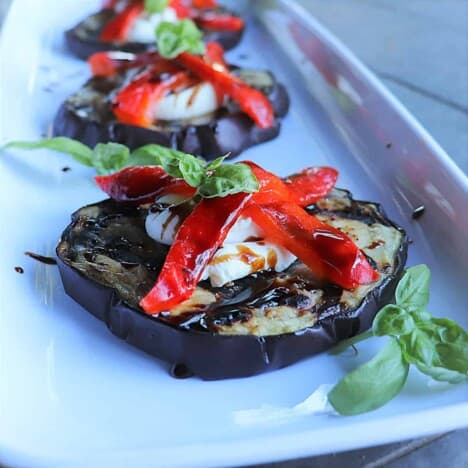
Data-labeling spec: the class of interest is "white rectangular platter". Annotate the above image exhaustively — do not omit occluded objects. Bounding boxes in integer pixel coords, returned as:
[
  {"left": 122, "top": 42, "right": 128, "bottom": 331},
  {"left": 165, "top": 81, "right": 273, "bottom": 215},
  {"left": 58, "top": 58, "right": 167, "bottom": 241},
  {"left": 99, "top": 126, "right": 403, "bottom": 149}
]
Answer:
[{"left": 0, "top": 0, "right": 467, "bottom": 466}]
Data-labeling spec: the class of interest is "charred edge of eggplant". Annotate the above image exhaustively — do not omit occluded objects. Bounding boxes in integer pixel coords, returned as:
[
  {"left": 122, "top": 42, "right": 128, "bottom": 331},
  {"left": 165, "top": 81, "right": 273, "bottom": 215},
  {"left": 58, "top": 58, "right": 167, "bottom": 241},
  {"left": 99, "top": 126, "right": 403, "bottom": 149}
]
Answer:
[
  {"left": 55, "top": 194, "right": 408, "bottom": 380},
  {"left": 52, "top": 77, "right": 290, "bottom": 160},
  {"left": 65, "top": 9, "right": 245, "bottom": 60}
]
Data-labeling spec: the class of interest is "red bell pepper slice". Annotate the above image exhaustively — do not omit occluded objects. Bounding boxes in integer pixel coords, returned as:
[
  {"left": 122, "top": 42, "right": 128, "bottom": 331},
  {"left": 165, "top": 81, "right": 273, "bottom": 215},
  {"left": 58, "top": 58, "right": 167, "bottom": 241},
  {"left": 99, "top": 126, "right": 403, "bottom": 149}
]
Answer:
[
  {"left": 100, "top": 2, "right": 144, "bottom": 42},
  {"left": 284, "top": 166, "right": 338, "bottom": 206},
  {"left": 242, "top": 162, "right": 377, "bottom": 289},
  {"left": 88, "top": 51, "right": 160, "bottom": 77},
  {"left": 195, "top": 12, "right": 244, "bottom": 32},
  {"left": 168, "top": 0, "right": 192, "bottom": 18},
  {"left": 95, "top": 163, "right": 337, "bottom": 207},
  {"left": 191, "top": 0, "right": 218, "bottom": 8},
  {"left": 87, "top": 44, "right": 225, "bottom": 78},
  {"left": 203, "top": 41, "right": 227, "bottom": 70},
  {"left": 95, "top": 166, "right": 196, "bottom": 204},
  {"left": 177, "top": 52, "right": 274, "bottom": 128},
  {"left": 139, "top": 192, "right": 252, "bottom": 314},
  {"left": 113, "top": 64, "right": 197, "bottom": 127},
  {"left": 245, "top": 200, "right": 378, "bottom": 289},
  {"left": 244, "top": 161, "right": 337, "bottom": 206}
]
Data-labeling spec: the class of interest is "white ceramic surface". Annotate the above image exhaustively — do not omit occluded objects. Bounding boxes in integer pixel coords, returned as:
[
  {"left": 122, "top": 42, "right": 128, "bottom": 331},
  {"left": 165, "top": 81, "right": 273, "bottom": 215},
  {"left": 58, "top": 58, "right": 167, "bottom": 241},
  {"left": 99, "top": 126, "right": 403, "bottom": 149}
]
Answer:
[{"left": 0, "top": 0, "right": 467, "bottom": 466}]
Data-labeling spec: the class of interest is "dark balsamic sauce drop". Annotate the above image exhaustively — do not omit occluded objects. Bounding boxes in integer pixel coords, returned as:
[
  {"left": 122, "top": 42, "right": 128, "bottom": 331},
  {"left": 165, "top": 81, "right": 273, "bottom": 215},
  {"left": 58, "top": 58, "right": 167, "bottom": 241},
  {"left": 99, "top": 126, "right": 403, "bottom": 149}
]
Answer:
[
  {"left": 24, "top": 252, "right": 57, "bottom": 265},
  {"left": 412, "top": 205, "right": 425, "bottom": 219}
]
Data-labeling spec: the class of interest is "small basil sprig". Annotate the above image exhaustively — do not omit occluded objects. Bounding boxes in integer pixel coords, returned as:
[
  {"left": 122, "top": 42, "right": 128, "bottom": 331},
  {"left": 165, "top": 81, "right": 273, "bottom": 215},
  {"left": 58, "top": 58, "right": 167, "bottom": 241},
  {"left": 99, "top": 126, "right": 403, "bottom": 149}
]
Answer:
[
  {"left": 328, "top": 265, "right": 468, "bottom": 416},
  {"left": 145, "top": 0, "right": 169, "bottom": 13},
  {"left": 156, "top": 19, "right": 206, "bottom": 58},
  {"left": 3, "top": 138, "right": 259, "bottom": 198}
]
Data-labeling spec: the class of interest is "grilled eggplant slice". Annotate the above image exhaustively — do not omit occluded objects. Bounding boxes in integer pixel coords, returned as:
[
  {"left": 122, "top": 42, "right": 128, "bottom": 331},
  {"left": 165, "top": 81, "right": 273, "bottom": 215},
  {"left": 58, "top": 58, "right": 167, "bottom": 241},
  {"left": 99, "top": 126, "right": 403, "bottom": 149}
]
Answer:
[
  {"left": 66, "top": 8, "right": 244, "bottom": 60},
  {"left": 56, "top": 188, "right": 408, "bottom": 379},
  {"left": 52, "top": 68, "right": 289, "bottom": 160}
]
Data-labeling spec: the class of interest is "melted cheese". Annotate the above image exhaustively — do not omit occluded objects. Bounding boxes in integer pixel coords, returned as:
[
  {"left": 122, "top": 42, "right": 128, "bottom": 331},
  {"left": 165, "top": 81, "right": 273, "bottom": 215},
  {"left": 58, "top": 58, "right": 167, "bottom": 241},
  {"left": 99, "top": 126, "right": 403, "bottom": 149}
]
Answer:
[
  {"left": 154, "top": 83, "right": 219, "bottom": 121},
  {"left": 146, "top": 210, "right": 296, "bottom": 286},
  {"left": 201, "top": 242, "right": 297, "bottom": 287},
  {"left": 127, "top": 8, "right": 179, "bottom": 43}
]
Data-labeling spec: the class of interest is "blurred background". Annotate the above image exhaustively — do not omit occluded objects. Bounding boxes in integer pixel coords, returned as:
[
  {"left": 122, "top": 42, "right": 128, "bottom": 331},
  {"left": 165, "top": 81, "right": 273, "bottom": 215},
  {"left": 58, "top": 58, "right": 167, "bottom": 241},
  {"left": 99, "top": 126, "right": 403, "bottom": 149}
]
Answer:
[{"left": 296, "top": 0, "right": 468, "bottom": 173}]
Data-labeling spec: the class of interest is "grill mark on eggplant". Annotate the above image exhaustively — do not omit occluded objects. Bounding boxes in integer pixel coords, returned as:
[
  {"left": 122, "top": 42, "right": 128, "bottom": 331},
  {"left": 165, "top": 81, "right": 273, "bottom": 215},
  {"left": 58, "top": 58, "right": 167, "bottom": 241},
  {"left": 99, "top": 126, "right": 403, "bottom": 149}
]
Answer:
[{"left": 65, "top": 8, "right": 244, "bottom": 61}]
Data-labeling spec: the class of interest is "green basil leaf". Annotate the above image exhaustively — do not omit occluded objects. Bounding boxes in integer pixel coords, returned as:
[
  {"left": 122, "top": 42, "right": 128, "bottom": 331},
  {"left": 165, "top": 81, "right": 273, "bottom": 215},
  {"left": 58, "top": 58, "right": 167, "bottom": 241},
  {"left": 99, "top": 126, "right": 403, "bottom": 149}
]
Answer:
[
  {"left": 129, "top": 144, "right": 206, "bottom": 187},
  {"left": 178, "top": 155, "right": 206, "bottom": 187},
  {"left": 396, "top": 264, "right": 430, "bottom": 310},
  {"left": 400, "top": 328, "right": 436, "bottom": 365},
  {"left": 410, "top": 308, "right": 432, "bottom": 323},
  {"left": 206, "top": 155, "right": 229, "bottom": 171},
  {"left": 413, "top": 364, "right": 466, "bottom": 384},
  {"left": 3, "top": 137, "right": 93, "bottom": 167},
  {"left": 400, "top": 322, "right": 468, "bottom": 384},
  {"left": 373, "top": 304, "right": 416, "bottom": 337},
  {"left": 92, "top": 143, "right": 130, "bottom": 175},
  {"left": 328, "top": 337, "right": 409, "bottom": 415},
  {"left": 198, "top": 163, "right": 260, "bottom": 198},
  {"left": 429, "top": 318, "right": 468, "bottom": 346},
  {"left": 125, "top": 149, "right": 162, "bottom": 167},
  {"left": 436, "top": 343, "right": 468, "bottom": 375},
  {"left": 129, "top": 145, "right": 189, "bottom": 179},
  {"left": 144, "top": 0, "right": 169, "bottom": 13},
  {"left": 156, "top": 20, "right": 206, "bottom": 59}
]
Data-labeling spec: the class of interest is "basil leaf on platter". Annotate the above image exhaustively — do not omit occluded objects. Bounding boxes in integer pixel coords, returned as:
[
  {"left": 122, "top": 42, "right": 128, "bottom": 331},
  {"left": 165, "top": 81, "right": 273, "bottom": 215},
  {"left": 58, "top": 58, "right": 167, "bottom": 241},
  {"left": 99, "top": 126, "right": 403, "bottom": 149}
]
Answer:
[
  {"left": 395, "top": 264, "right": 430, "bottom": 311},
  {"left": 373, "top": 304, "right": 416, "bottom": 337},
  {"left": 4, "top": 137, "right": 94, "bottom": 167},
  {"left": 328, "top": 337, "right": 409, "bottom": 415},
  {"left": 93, "top": 142, "right": 130, "bottom": 175}
]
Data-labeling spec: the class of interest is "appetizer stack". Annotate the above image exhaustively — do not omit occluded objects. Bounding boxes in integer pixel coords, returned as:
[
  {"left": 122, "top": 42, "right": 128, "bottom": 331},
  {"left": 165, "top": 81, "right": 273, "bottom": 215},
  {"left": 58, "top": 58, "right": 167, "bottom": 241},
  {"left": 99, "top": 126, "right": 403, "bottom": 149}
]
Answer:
[
  {"left": 56, "top": 152, "right": 407, "bottom": 379},
  {"left": 66, "top": 0, "right": 245, "bottom": 59},
  {"left": 55, "top": 3, "right": 289, "bottom": 158},
  {"left": 5, "top": 1, "right": 466, "bottom": 410}
]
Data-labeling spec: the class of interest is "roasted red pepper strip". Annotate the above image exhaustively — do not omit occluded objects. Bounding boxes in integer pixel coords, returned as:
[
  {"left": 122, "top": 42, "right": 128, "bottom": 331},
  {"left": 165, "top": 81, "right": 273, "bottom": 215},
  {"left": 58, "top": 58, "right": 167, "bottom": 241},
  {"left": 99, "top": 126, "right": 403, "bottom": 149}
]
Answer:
[
  {"left": 95, "top": 163, "right": 336, "bottom": 206},
  {"left": 169, "top": 0, "right": 192, "bottom": 18},
  {"left": 87, "top": 44, "right": 225, "bottom": 78},
  {"left": 285, "top": 166, "right": 338, "bottom": 206},
  {"left": 113, "top": 64, "right": 197, "bottom": 126},
  {"left": 245, "top": 201, "right": 378, "bottom": 289},
  {"left": 95, "top": 166, "right": 196, "bottom": 204},
  {"left": 88, "top": 51, "right": 160, "bottom": 77},
  {"left": 195, "top": 12, "right": 244, "bottom": 32},
  {"left": 203, "top": 41, "right": 228, "bottom": 70},
  {"left": 140, "top": 192, "right": 252, "bottom": 314},
  {"left": 244, "top": 162, "right": 337, "bottom": 206},
  {"left": 177, "top": 52, "right": 274, "bottom": 128},
  {"left": 191, "top": 0, "right": 218, "bottom": 8},
  {"left": 242, "top": 162, "right": 377, "bottom": 289},
  {"left": 100, "top": 2, "right": 144, "bottom": 42}
]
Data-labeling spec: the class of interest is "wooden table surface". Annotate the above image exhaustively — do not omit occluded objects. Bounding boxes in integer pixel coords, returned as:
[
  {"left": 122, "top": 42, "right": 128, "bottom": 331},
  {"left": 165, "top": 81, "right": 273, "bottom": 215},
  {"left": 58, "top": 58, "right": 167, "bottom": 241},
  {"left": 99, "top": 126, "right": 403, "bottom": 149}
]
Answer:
[{"left": 0, "top": 1, "right": 466, "bottom": 467}]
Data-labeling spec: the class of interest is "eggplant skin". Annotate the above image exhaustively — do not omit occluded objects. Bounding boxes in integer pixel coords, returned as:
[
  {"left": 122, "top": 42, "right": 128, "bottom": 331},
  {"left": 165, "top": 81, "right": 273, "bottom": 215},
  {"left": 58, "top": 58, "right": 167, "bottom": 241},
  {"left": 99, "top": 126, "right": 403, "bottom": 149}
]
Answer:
[
  {"left": 52, "top": 70, "right": 290, "bottom": 160},
  {"left": 65, "top": 9, "right": 244, "bottom": 60},
  {"left": 56, "top": 189, "right": 408, "bottom": 380}
]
